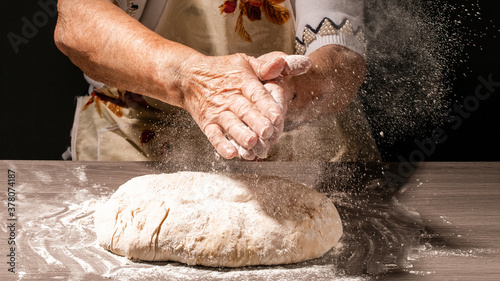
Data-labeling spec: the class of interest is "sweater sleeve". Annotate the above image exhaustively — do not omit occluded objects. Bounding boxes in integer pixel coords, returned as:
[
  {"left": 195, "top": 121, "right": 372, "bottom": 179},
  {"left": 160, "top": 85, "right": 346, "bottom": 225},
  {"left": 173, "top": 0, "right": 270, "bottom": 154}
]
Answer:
[{"left": 292, "top": 0, "right": 366, "bottom": 57}]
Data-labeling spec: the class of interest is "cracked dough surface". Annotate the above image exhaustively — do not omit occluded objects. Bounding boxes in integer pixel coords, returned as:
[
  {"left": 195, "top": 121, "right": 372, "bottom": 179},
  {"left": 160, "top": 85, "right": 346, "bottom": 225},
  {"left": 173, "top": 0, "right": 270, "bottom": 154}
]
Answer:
[{"left": 94, "top": 172, "right": 342, "bottom": 267}]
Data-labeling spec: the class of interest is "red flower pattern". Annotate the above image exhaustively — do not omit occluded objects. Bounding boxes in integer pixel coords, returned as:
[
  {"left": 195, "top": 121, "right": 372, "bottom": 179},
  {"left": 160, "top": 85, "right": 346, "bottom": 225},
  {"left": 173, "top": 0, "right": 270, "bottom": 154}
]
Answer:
[
  {"left": 219, "top": 0, "right": 290, "bottom": 42},
  {"left": 220, "top": 1, "right": 237, "bottom": 13}
]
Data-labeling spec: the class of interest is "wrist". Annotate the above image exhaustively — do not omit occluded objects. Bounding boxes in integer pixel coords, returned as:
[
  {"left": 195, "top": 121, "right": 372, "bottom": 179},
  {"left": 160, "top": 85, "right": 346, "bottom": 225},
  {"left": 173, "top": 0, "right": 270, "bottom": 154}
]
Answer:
[{"left": 150, "top": 42, "right": 205, "bottom": 108}]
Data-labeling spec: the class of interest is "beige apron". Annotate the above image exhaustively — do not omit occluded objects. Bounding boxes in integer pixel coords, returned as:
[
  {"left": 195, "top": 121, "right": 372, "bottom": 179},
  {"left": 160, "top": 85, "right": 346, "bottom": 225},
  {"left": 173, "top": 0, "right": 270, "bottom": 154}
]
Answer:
[{"left": 72, "top": 0, "right": 380, "bottom": 162}]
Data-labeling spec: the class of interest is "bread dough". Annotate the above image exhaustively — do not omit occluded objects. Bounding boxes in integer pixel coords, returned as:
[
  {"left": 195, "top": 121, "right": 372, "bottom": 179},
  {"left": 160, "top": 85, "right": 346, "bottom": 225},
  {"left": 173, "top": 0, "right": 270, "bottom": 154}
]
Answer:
[{"left": 94, "top": 172, "right": 342, "bottom": 267}]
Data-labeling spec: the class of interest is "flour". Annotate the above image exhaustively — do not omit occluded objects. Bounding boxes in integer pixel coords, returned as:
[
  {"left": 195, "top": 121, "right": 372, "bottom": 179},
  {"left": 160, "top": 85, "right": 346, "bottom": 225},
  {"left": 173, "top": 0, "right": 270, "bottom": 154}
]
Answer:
[
  {"left": 31, "top": 247, "right": 63, "bottom": 266},
  {"left": 34, "top": 171, "right": 53, "bottom": 184},
  {"left": 70, "top": 165, "right": 88, "bottom": 183},
  {"left": 60, "top": 198, "right": 101, "bottom": 230},
  {"left": 103, "top": 264, "right": 370, "bottom": 281},
  {"left": 360, "top": 0, "right": 494, "bottom": 158}
]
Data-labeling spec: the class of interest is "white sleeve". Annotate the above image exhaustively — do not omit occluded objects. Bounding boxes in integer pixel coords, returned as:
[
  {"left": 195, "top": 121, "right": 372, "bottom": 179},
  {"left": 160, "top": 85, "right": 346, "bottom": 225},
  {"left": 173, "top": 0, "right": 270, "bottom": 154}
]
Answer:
[
  {"left": 116, "top": 0, "right": 166, "bottom": 30},
  {"left": 292, "top": 0, "right": 366, "bottom": 57}
]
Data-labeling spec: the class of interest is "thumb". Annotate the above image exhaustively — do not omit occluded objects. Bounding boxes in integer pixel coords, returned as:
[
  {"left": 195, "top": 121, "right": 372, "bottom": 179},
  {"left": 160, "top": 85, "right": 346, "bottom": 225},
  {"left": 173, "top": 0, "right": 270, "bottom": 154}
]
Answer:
[
  {"left": 282, "top": 55, "right": 312, "bottom": 76},
  {"left": 248, "top": 56, "right": 286, "bottom": 81}
]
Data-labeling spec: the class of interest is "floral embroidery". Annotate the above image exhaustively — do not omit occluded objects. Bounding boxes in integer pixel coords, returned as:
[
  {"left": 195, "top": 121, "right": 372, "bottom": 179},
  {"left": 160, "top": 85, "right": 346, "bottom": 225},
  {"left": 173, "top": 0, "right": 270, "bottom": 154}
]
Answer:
[
  {"left": 82, "top": 92, "right": 125, "bottom": 118},
  {"left": 82, "top": 89, "right": 151, "bottom": 118},
  {"left": 219, "top": 0, "right": 290, "bottom": 42}
]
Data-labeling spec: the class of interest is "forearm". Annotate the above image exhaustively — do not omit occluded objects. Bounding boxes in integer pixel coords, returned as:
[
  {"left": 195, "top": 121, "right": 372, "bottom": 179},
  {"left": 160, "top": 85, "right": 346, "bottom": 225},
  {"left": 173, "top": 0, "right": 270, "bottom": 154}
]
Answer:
[
  {"left": 287, "top": 44, "right": 366, "bottom": 119},
  {"left": 54, "top": 0, "right": 200, "bottom": 107}
]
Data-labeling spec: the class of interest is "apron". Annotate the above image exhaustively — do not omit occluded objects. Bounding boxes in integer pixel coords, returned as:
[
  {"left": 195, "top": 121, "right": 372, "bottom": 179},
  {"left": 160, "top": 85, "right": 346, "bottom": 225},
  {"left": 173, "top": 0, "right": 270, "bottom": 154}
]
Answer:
[{"left": 71, "top": 0, "right": 380, "bottom": 162}]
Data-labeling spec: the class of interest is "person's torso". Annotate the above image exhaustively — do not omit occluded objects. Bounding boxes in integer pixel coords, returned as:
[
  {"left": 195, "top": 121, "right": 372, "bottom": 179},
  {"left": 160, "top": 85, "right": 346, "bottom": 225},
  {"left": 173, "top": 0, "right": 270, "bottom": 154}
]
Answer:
[{"left": 116, "top": 0, "right": 296, "bottom": 56}]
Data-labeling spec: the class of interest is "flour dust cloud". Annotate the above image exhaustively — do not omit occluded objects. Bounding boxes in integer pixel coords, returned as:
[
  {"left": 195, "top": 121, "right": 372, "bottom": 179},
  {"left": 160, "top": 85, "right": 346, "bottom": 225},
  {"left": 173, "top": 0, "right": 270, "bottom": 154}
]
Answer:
[{"left": 360, "top": 0, "right": 494, "bottom": 158}]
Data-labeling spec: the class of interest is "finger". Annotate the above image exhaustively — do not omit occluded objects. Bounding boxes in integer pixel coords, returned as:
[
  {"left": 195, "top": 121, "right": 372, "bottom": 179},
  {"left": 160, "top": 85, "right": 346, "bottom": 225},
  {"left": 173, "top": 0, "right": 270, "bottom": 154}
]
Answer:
[
  {"left": 264, "top": 80, "right": 287, "bottom": 112},
  {"left": 218, "top": 111, "right": 259, "bottom": 149},
  {"left": 268, "top": 122, "right": 284, "bottom": 144},
  {"left": 240, "top": 79, "right": 284, "bottom": 127},
  {"left": 252, "top": 138, "right": 271, "bottom": 159},
  {"left": 248, "top": 56, "right": 286, "bottom": 81},
  {"left": 229, "top": 139, "right": 256, "bottom": 160},
  {"left": 256, "top": 51, "right": 287, "bottom": 62},
  {"left": 264, "top": 81, "right": 286, "bottom": 144},
  {"left": 202, "top": 123, "right": 238, "bottom": 159},
  {"left": 228, "top": 95, "right": 275, "bottom": 140},
  {"left": 283, "top": 55, "right": 312, "bottom": 76}
]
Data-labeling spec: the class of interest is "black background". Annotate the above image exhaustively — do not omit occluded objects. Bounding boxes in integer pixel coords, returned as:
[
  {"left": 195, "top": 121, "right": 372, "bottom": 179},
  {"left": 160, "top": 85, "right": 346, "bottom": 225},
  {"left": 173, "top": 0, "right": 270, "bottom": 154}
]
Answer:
[{"left": 1, "top": 0, "right": 499, "bottom": 161}]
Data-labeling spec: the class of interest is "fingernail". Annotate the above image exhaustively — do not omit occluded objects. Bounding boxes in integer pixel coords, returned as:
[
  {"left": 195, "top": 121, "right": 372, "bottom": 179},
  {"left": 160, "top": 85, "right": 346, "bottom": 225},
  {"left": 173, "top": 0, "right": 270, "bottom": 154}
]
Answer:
[
  {"left": 269, "top": 111, "right": 282, "bottom": 125},
  {"left": 241, "top": 149, "right": 256, "bottom": 161},
  {"left": 245, "top": 135, "right": 258, "bottom": 148},
  {"left": 225, "top": 143, "right": 237, "bottom": 158},
  {"left": 260, "top": 123, "right": 274, "bottom": 139},
  {"left": 253, "top": 138, "right": 269, "bottom": 159}
]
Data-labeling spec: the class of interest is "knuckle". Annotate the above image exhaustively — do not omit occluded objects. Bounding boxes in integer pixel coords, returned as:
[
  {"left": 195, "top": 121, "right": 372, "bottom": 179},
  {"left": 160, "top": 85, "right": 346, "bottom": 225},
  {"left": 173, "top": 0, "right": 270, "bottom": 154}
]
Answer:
[
  {"left": 234, "top": 101, "right": 253, "bottom": 119},
  {"left": 218, "top": 112, "right": 239, "bottom": 131},
  {"left": 248, "top": 89, "right": 268, "bottom": 104},
  {"left": 203, "top": 126, "right": 222, "bottom": 145}
]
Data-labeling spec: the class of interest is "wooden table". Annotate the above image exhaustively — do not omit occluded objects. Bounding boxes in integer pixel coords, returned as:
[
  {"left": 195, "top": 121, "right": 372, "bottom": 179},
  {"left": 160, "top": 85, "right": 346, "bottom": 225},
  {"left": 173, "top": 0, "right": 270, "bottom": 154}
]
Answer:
[{"left": 1, "top": 161, "right": 499, "bottom": 280}]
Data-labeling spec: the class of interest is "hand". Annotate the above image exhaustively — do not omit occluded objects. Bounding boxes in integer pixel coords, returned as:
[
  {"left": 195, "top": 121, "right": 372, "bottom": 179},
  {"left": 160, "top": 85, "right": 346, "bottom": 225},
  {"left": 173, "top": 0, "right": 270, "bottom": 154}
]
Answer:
[
  {"left": 228, "top": 53, "right": 312, "bottom": 160},
  {"left": 229, "top": 45, "right": 365, "bottom": 160},
  {"left": 177, "top": 53, "right": 291, "bottom": 159},
  {"left": 287, "top": 45, "right": 367, "bottom": 121}
]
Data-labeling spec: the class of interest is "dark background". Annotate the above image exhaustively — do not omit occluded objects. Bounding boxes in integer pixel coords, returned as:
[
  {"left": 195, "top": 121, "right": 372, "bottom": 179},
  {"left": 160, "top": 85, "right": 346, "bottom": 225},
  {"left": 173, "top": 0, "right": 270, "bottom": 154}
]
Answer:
[{"left": 1, "top": 0, "right": 499, "bottom": 161}]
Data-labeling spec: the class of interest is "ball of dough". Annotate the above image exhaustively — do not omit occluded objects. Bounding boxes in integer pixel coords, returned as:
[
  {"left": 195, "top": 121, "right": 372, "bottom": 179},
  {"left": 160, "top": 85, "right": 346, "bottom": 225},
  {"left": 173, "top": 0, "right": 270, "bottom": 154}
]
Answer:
[{"left": 94, "top": 172, "right": 342, "bottom": 267}]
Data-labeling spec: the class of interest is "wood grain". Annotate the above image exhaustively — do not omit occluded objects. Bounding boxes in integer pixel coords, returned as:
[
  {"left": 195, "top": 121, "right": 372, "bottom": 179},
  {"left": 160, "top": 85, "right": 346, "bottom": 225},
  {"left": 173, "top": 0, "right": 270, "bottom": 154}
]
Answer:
[{"left": 0, "top": 161, "right": 498, "bottom": 280}]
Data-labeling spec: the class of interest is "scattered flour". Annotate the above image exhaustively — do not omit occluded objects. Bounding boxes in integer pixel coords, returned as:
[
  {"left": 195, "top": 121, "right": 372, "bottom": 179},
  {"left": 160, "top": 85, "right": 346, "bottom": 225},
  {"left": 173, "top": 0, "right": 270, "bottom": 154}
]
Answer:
[
  {"left": 34, "top": 171, "right": 53, "bottom": 184},
  {"left": 31, "top": 247, "right": 63, "bottom": 266},
  {"left": 71, "top": 165, "right": 88, "bottom": 183}
]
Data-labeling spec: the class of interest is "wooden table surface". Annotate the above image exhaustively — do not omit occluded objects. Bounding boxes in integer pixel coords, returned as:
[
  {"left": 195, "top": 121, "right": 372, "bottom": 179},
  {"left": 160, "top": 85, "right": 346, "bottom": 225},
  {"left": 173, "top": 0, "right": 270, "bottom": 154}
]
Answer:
[{"left": 0, "top": 161, "right": 499, "bottom": 280}]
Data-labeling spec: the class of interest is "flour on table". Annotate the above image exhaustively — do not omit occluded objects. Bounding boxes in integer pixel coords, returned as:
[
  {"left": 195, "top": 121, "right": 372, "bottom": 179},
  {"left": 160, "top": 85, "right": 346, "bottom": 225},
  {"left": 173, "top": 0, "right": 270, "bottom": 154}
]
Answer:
[{"left": 94, "top": 172, "right": 342, "bottom": 267}]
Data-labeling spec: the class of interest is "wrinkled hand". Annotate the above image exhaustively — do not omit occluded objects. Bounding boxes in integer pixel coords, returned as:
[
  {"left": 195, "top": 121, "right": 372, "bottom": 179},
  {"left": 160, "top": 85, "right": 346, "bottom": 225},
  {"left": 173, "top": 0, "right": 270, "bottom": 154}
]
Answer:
[
  {"left": 229, "top": 53, "right": 312, "bottom": 160},
  {"left": 231, "top": 46, "right": 366, "bottom": 160},
  {"left": 178, "top": 53, "right": 300, "bottom": 159},
  {"left": 179, "top": 52, "right": 311, "bottom": 160},
  {"left": 229, "top": 80, "right": 286, "bottom": 160}
]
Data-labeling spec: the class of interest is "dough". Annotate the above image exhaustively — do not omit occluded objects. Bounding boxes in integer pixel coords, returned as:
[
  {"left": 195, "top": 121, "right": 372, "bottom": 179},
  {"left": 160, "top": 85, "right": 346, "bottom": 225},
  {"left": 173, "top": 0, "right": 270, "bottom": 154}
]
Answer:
[{"left": 94, "top": 172, "right": 342, "bottom": 267}]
